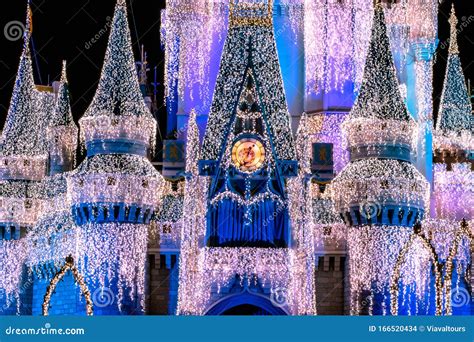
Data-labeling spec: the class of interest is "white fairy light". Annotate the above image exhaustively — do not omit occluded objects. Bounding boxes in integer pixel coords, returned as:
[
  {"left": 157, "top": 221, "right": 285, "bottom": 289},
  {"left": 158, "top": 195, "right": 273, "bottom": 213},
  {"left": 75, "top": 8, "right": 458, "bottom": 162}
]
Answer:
[
  {"left": 162, "top": 0, "right": 228, "bottom": 106},
  {"left": 68, "top": 0, "right": 165, "bottom": 312},
  {"left": 433, "top": 163, "right": 473, "bottom": 220},
  {"left": 177, "top": 109, "right": 208, "bottom": 315},
  {"left": 287, "top": 112, "right": 317, "bottom": 315},
  {"left": 0, "top": 239, "right": 27, "bottom": 310}
]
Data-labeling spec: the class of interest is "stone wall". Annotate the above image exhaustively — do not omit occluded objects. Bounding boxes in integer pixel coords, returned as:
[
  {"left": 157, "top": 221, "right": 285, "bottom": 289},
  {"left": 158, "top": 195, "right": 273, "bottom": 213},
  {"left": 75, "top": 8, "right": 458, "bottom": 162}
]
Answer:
[{"left": 315, "top": 254, "right": 347, "bottom": 315}]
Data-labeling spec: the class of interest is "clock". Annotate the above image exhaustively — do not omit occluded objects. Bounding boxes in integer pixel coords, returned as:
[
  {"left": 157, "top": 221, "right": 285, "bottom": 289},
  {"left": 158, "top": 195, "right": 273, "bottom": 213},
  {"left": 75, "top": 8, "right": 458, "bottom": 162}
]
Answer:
[{"left": 231, "top": 138, "right": 265, "bottom": 172}]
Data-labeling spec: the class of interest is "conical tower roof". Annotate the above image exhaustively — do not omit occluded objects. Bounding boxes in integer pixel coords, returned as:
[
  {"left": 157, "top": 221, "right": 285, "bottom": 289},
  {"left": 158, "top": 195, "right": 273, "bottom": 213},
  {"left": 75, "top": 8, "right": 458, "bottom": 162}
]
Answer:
[
  {"left": 200, "top": 0, "right": 296, "bottom": 163},
  {"left": 1, "top": 2, "right": 46, "bottom": 157},
  {"left": 50, "top": 61, "right": 76, "bottom": 128},
  {"left": 349, "top": 5, "right": 410, "bottom": 122},
  {"left": 82, "top": 0, "right": 153, "bottom": 121},
  {"left": 436, "top": 5, "right": 473, "bottom": 135}
]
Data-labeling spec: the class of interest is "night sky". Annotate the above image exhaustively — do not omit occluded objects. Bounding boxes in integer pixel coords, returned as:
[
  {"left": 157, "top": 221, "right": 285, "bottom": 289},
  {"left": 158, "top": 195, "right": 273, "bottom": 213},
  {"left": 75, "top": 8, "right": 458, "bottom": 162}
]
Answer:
[{"left": 0, "top": 0, "right": 473, "bottom": 134}]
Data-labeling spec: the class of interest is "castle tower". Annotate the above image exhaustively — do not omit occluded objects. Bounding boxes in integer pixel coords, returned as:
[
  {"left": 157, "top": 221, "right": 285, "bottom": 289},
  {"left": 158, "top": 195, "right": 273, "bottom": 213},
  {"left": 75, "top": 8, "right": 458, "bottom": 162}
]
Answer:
[
  {"left": 179, "top": 0, "right": 300, "bottom": 315},
  {"left": 26, "top": 61, "right": 80, "bottom": 316},
  {"left": 432, "top": 4, "right": 473, "bottom": 221},
  {"left": 331, "top": 6, "right": 430, "bottom": 315},
  {"left": 0, "top": 1, "right": 50, "bottom": 315},
  {"left": 432, "top": 4, "right": 473, "bottom": 219},
  {"left": 430, "top": 5, "right": 473, "bottom": 316},
  {"left": 47, "top": 61, "right": 78, "bottom": 175},
  {"left": 67, "top": 0, "right": 164, "bottom": 315}
]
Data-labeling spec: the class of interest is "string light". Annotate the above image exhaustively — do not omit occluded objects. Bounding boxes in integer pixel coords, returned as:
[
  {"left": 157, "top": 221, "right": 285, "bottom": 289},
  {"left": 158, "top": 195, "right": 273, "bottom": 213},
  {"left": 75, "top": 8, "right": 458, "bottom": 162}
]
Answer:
[
  {"left": 0, "top": 0, "right": 471, "bottom": 318},
  {"left": 177, "top": 109, "right": 208, "bottom": 315},
  {"left": 161, "top": 0, "right": 228, "bottom": 107}
]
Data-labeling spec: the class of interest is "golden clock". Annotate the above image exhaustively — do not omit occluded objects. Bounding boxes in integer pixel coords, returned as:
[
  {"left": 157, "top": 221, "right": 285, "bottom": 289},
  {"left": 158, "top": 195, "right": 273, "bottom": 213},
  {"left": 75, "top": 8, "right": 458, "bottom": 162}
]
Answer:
[{"left": 231, "top": 138, "right": 265, "bottom": 172}]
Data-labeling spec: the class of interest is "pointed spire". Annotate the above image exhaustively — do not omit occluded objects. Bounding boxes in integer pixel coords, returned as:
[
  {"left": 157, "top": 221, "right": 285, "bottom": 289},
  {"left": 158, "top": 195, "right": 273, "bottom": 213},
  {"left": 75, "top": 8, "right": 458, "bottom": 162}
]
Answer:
[
  {"left": 82, "top": 0, "right": 152, "bottom": 120},
  {"left": 0, "top": 1, "right": 45, "bottom": 157},
  {"left": 185, "top": 109, "right": 201, "bottom": 175},
  {"left": 349, "top": 5, "right": 410, "bottom": 121},
  {"left": 448, "top": 4, "right": 459, "bottom": 55},
  {"left": 436, "top": 5, "right": 473, "bottom": 135},
  {"left": 50, "top": 61, "right": 75, "bottom": 128},
  {"left": 23, "top": 0, "right": 33, "bottom": 54}
]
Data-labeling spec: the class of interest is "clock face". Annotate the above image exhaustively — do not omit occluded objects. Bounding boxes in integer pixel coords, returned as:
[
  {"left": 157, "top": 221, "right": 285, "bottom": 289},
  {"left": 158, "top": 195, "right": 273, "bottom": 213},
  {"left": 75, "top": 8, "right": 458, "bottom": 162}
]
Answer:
[{"left": 231, "top": 138, "right": 265, "bottom": 172}]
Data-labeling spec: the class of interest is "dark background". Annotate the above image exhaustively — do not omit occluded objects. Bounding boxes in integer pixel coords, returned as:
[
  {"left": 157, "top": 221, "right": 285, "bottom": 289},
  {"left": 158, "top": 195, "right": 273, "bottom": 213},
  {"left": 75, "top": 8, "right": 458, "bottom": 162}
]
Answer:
[{"left": 0, "top": 0, "right": 472, "bottom": 135}]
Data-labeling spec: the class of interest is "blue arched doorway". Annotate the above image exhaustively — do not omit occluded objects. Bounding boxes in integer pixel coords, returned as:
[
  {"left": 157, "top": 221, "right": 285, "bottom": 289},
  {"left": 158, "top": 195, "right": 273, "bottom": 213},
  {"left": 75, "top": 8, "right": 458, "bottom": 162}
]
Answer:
[{"left": 204, "top": 291, "right": 289, "bottom": 316}]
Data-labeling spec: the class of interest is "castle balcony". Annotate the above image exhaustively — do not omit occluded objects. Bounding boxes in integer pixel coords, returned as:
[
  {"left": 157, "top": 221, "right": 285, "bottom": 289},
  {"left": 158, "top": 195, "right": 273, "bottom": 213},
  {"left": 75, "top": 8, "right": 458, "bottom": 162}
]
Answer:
[
  {"left": 0, "top": 156, "right": 47, "bottom": 181},
  {"left": 68, "top": 154, "right": 164, "bottom": 226},
  {"left": 342, "top": 118, "right": 416, "bottom": 162},
  {"left": 330, "top": 158, "right": 429, "bottom": 228},
  {"left": 80, "top": 114, "right": 156, "bottom": 156},
  {"left": 0, "top": 194, "right": 44, "bottom": 232}
]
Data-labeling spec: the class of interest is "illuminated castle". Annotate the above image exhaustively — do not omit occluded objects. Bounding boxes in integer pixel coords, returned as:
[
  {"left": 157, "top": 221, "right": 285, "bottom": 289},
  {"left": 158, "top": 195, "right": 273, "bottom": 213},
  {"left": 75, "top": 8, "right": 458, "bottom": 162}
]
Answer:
[{"left": 0, "top": 0, "right": 472, "bottom": 316}]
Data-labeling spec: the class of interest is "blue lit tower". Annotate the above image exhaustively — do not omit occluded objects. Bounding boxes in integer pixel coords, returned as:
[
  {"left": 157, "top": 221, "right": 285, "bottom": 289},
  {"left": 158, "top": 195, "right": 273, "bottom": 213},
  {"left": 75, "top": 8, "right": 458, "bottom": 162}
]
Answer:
[
  {"left": 180, "top": 0, "right": 298, "bottom": 315},
  {"left": 0, "top": 1, "right": 50, "bottom": 315},
  {"left": 68, "top": 0, "right": 164, "bottom": 315},
  {"left": 331, "top": 6, "right": 429, "bottom": 315}
]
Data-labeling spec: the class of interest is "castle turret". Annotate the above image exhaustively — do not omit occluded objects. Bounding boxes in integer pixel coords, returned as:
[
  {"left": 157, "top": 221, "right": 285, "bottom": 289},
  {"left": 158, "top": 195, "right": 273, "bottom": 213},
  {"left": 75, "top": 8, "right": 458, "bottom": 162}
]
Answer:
[
  {"left": 434, "top": 5, "right": 473, "bottom": 153},
  {"left": 68, "top": 0, "right": 164, "bottom": 314},
  {"left": 432, "top": 5, "right": 473, "bottom": 221},
  {"left": 0, "top": 4, "right": 48, "bottom": 182},
  {"left": 0, "top": 1, "right": 50, "bottom": 315},
  {"left": 47, "top": 61, "right": 78, "bottom": 175},
  {"left": 331, "top": 6, "right": 430, "bottom": 315},
  {"left": 78, "top": 0, "right": 156, "bottom": 157}
]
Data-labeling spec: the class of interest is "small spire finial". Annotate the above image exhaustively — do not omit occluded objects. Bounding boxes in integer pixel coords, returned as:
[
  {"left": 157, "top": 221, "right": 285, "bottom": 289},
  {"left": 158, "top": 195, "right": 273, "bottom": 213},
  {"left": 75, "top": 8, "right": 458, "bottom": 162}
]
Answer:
[
  {"left": 60, "top": 60, "right": 68, "bottom": 83},
  {"left": 117, "top": 0, "right": 127, "bottom": 8},
  {"left": 24, "top": 0, "right": 33, "bottom": 51},
  {"left": 448, "top": 4, "right": 459, "bottom": 54}
]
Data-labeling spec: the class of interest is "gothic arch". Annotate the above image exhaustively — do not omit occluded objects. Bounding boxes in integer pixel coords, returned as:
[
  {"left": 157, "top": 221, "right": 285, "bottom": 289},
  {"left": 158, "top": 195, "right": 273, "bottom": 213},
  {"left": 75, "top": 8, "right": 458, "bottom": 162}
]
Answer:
[
  {"left": 390, "top": 227, "right": 442, "bottom": 316},
  {"left": 42, "top": 256, "right": 93, "bottom": 316},
  {"left": 204, "top": 291, "right": 289, "bottom": 316},
  {"left": 444, "top": 219, "right": 473, "bottom": 315}
]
